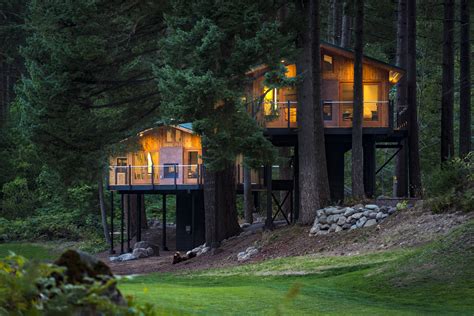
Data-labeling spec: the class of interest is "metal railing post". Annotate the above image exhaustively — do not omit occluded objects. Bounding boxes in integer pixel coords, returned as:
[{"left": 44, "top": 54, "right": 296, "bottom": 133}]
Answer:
[
  {"left": 128, "top": 165, "right": 132, "bottom": 188},
  {"left": 287, "top": 100, "right": 291, "bottom": 128},
  {"left": 174, "top": 164, "right": 177, "bottom": 188},
  {"left": 151, "top": 164, "right": 154, "bottom": 188}
]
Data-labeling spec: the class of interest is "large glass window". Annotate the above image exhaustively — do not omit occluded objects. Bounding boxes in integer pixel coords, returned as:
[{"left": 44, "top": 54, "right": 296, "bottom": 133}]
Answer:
[
  {"left": 363, "top": 84, "right": 379, "bottom": 121},
  {"left": 323, "top": 101, "right": 333, "bottom": 120},
  {"left": 187, "top": 151, "right": 199, "bottom": 178},
  {"left": 163, "top": 164, "right": 178, "bottom": 179},
  {"left": 341, "top": 83, "right": 353, "bottom": 121},
  {"left": 322, "top": 54, "right": 334, "bottom": 72}
]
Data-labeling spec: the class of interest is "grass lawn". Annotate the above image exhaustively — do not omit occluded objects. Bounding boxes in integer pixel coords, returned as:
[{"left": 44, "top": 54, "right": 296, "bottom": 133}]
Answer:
[
  {"left": 120, "top": 222, "right": 474, "bottom": 315},
  {"left": 0, "top": 243, "right": 58, "bottom": 261}
]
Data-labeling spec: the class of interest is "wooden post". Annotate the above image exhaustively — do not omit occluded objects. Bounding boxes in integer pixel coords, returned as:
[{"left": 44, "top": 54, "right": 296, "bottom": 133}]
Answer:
[
  {"left": 110, "top": 191, "right": 115, "bottom": 254},
  {"left": 293, "top": 144, "right": 299, "bottom": 223},
  {"left": 162, "top": 194, "right": 168, "bottom": 251},
  {"left": 137, "top": 193, "right": 142, "bottom": 242},
  {"left": 127, "top": 194, "right": 132, "bottom": 252},
  {"left": 191, "top": 192, "right": 196, "bottom": 247},
  {"left": 363, "top": 138, "right": 376, "bottom": 198},
  {"left": 120, "top": 193, "right": 124, "bottom": 254},
  {"left": 265, "top": 164, "right": 273, "bottom": 230}
]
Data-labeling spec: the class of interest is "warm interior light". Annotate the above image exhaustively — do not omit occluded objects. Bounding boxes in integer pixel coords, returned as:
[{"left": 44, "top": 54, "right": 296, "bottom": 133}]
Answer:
[
  {"left": 285, "top": 64, "right": 296, "bottom": 78},
  {"left": 147, "top": 152, "right": 153, "bottom": 174},
  {"left": 389, "top": 70, "right": 401, "bottom": 84},
  {"left": 363, "top": 85, "right": 379, "bottom": 121}
]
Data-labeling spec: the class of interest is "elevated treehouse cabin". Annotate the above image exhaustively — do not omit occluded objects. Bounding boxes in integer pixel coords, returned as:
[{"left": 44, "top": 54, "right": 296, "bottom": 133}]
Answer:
[{"left": 108, "top": 42, "right": 406, "bottom": 252}]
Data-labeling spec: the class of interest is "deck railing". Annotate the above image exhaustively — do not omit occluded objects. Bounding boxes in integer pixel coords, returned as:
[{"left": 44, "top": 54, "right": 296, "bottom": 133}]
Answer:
[
  {"left": 109, "top": 164, "right": 204, "bottom": 187},
  {"left": 254, "top": 99, "right": 404, "bottom": 129}
]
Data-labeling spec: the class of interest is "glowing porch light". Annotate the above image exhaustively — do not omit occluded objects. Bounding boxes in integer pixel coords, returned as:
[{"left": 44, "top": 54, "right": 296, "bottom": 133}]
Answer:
[{"left": 147, "top": 152, "right": 153, "bottom": 174}]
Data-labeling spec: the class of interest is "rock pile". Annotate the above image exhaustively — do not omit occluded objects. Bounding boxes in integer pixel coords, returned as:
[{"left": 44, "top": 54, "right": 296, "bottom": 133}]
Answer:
[
  {"left": 109, "top": 241, "right": 159, "bottom": 262},
  {"left": 237, "top": 246, "right": 259, "bottom": 262},
  {"left": 189, "top": 244, "right": 211, "bottom": 257},
  {"left": 309, "top": 204, "right": 397, "bottom": 236}
]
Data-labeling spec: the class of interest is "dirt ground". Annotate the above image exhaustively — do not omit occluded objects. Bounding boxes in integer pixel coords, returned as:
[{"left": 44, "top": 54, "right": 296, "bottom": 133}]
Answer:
[{"left": 97, "top": 205, "right": 473, "bottom": 275}]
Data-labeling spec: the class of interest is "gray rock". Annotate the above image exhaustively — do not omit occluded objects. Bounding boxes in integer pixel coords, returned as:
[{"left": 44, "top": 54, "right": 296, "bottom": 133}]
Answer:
[
  {"left": 352, "top": 212, "right": 363, "bottom": 220},
  {"left": 327, "top": 214, "right": 341, "bottom": 223},
  {"left": 364, "top": 219, "right": 377, "bottom": 227},
  {"left": 247, "top": 247, "right": 259, "bottom": 256},
  {"left": 240, "top": 222, "right": 251, "bottom": 229},
  {"left": 324, "top": 207, "right": 339, "bottom": 215},
  {"left": 353, "top": 204, "right": 364, "bottom": 210},
  {"left": 110, "top": 253, "right": 137, "bottom": 262},
  {"left": 337, "top": 216, "right": 347, "bottom": 225},
  {"left": 343, "top": 207, "right": 356, "bottom": 217},
  {"left": 350, "top": 224, "right": 357, "bottom": 230},
  {"left": 329, "top": 224, "right": 338, "bottom": 232},
  {"left": 146, "top": 247, "right": 154, "bottom": 257},
  {"left": 132, "top": 248, "right": 149, "bottom": 259},
  {"left": 342, "top": 223, "right": 352, "bottom": 230},
  {"left": 388, "top": 207, "right": 397, "bottom": 214},
  {"left": 335, "top": 225, "right": 343, "bottom": 233},
  {"left": 363, "top": 210, "right": 370, "bottom": 217},
  {"left": 316, "top": 208, "right": 325, "bottom": 217},
  {"left": 318, "top": 215, "right": 328, "bottom": 224},
  {"left": 376, "top": 212, "right": 385, "bottom": 220},
  {"left": 310, "top": 226, "right": 320, "bottom": 235},
  {"left": 134, "top": 241, "right": 150, "bottom": 249},
  {"left": 368, "top": 212, "right": 377, "bottom": 219},
  {"left": 356, "top": 216, "right": 367, "bottom": 228},
  {"left": 237, "top": 251, "right": 250, "bottom": 262},
  {"left": 365, "top": 204, "right": 379, "bottom": 210},
  {"left": 317, "top": 230, "right": 329, "bottom": 235},
  {"left": 320, "top": 224, "right": 330, "bottom": 230},
  {"left": 200, "top": 247, "right": 210, "bottom": 255}
]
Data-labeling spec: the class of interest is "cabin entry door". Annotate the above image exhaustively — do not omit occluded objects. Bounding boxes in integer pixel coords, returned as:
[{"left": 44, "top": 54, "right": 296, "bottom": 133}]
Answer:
[{"left": 159, "top": 147, "right": 184, "bottom": 185}]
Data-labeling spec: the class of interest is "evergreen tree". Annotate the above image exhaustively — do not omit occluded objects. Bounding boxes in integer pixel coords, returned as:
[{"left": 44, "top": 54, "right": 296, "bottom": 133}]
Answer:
[{"left": 155, "top": 0, "right": 294, "bottom": 243}]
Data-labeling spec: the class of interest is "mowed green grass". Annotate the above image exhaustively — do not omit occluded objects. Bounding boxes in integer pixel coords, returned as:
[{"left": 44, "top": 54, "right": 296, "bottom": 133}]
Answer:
[
  {"left": 120, "top": 221, "right": 474, "bottom": 315},
  {"left": 0, "top": 243, "right": 58, "bottom": 261}
]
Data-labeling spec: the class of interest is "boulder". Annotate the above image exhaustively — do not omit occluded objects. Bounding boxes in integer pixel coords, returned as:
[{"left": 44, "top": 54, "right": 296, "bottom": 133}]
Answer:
[
  {"left": 343, "top": 207, "right": 356, "bottom": 217},
  {"left": 368, "top": 212, "right": 377, "bottom": 219},
  {"left": 335, "top": 225, "right": 343, "bottom": 233},
  {"left": 356, "top": 216, "right": 367, "bottom": 228},
  {"left": 327, "top": 214, "right": 341, "bottom": 223},
  {"left": 110, "top": 253, "right": 137, "bottom": 262},
  {"left": 342, "top": 223, "right": 352, "bottom": 230},
  {"left": 353, "top": 204, "right": 364, "bottom": 210},
  {"left": 350, "top": 224, "right": 357, "bottom": 230},
  {"left": 388, "top": 207, "right": 397, "bottom": 214},
  {"left": 134, "top": 241, "right": 150, "bottom": 249},
  {"left": 337, "top": 216, "right": 347, "bottom": 226},
  {"left": 318, "top": 215, "right": 328, "bottom": 224},
  {"left": 364, "top": 219, "right": 377, "bottom": 227},
  {"left": 320, "top": 224, "right": 330, "bottom": 230},
  {"left": 146, "top": 247, "right": 154, "bottom": 256},
  {"left": 317, "top": 230, "right": 329, "bottom": 235},
  {"left": 132, "top": 248, "right": 149, "bottom": 259},
  {"left": 240, "top": 222, "right": 251, "bottom": 229},
  {"left": 352, "top": 212, "right": 363, "bottom": 220},
  {"left": 365, "top": 204, "right": 379, "bottom": 210},
  {"left": 310, "top": 226, "right": 320, "bottom": 235},
  {"left": 316, "top": 208, "right": 325, "bottom": 217},
  {"left": 246, "top": 246, "right": 259, "bottom": 256},
  {"left": 329, "top": 224, "right": 338, "bottom": 232},
  {"left": 376, "top": 212, "right": 387, "bottom": 220}
]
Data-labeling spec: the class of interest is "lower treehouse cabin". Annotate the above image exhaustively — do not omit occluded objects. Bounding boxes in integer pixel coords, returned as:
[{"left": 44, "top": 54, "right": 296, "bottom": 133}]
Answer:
[{"left": 108, "top": 42, "right": 407, "bottom": 252}]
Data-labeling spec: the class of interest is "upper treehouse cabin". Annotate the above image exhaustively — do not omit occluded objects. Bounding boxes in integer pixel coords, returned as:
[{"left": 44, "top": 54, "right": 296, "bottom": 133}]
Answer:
[{"left": 248, "top": 42, "right": 405, "bottom": 135}]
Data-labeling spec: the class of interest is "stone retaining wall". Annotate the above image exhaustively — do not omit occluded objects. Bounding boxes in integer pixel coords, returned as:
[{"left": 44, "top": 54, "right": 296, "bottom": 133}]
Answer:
[{"left": 309, "top": 204, "right": 397, "bottom": 236}]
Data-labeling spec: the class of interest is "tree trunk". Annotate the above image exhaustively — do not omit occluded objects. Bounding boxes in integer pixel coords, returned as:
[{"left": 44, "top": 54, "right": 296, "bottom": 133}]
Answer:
[
  {"left": 341, "top": 1, "right": 352, "bottom": 48},
  {"left": 459, "top": 0, "right": 471, "bottom": 158},
  {"left": 98, "top": 175, "right": 111, "bottom": 245},
  {"left": 203, "top": 157, "right": 241, "bottom": 248},
  {"left": 312, "top": 0, "right": 331, "bottom": 207},
  {"left": 441, "top": 0, "right": 455, "bottom": 162},
  {"left": 243, "top": 166, "right": 254, "bottom": 224},
  {"left": 407, "top": 0, "right": 422, "bottom": 197},
  {"left": 296, "top": 0, "right": 319, "bottom": 225},
  {"left": 351, "top": 0, "right": 365, "bottom": 200},
  {"left": 395, "top": 0, "right": 408, "bottom": 197},
  {"left": 328, "top": 0, "right": 342, "bottom": 44}
]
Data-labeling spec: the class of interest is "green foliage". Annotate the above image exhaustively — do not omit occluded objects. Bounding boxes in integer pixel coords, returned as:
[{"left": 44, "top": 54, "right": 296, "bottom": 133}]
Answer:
[
  {"left": 425, "top": 154, "right": 474, "bottom": 213},
  {"left": 1, "top": 177, "right": 36, "bottom": 220},
  {"left": 0, "top": 253, "right": 156, "bottom": 315}
]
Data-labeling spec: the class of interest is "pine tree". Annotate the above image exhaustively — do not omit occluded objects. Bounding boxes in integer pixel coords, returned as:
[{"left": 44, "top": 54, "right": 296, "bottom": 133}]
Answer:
[{"left": 459, "top": 0, "right": 471, "bottom": 158}]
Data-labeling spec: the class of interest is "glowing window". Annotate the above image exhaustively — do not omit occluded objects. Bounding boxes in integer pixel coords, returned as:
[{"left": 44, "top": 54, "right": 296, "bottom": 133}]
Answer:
[
  {"left": 147, "top": 152, "right": 153, "bottom": 174},
  {"left": 323, "top": 54, "right": 334, "bottom": 72},
  {"left": 363, "top": 84, "right": 379, "bottom": 121},
  {"left": 285, "top": 64, "right": 296, "bottom": 78},
  {"left": 263, "top": 87, "right": 278, "bottom": 115}
]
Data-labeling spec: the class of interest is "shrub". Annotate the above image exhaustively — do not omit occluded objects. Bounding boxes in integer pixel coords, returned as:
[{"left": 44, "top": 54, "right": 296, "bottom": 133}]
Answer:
[
  {"left": 425, "top": 153, "right": 474, "bottom": 213},
  {"left": 1, "top": 177, "right": 36, "bottom": 220}
]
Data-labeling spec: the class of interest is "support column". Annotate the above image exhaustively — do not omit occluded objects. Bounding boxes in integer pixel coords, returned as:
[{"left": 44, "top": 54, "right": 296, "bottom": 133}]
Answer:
[
  {"left": 110, "top": 191, "right": 115, "bottom": 254},
  {"left": 136, "top": 193, "right": 142, "bottom": 242},
  {"left": 265, "top": 164, "right": 273, "bottom": 230},
  {"left": 162, "top": 194, "right": 168, "bottom": 251},
  {"left": 127, "top": 194, "right": 132, "bottom": 252},
  {"left": 293, "top": 144, "right": 300, "bottom": 222},
  {"left": 363, "top": 138, "right": 376, "bottom": 198},
  {"left": 120, "top": 193, "right": 124, "bottom": 254},
  {"left": 326, "top": 143, "right": 346, "bottom": 202},
  {"left": 191, "top": 192, "right": 196, "bottom": 247}
]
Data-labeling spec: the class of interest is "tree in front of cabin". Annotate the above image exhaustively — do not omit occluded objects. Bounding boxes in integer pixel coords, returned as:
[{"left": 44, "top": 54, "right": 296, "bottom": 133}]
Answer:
[
  {"left": 155, "top": 1, "right": 294, "bottom": 245},
  {"left": 18, "top": 0, "right": 167, "bottom": 243}
]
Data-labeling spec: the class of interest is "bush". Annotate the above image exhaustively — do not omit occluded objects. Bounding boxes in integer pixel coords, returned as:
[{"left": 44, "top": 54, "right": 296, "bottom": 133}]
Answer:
[
  {"left": 425, "top": 153, "right": 474, "bottom": 213},
  {"left": 0, "top": 253, "right": 156, "bottom": 315},
  {"left": 1, "top": 177, "right": 36, "bottom": 219}
]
